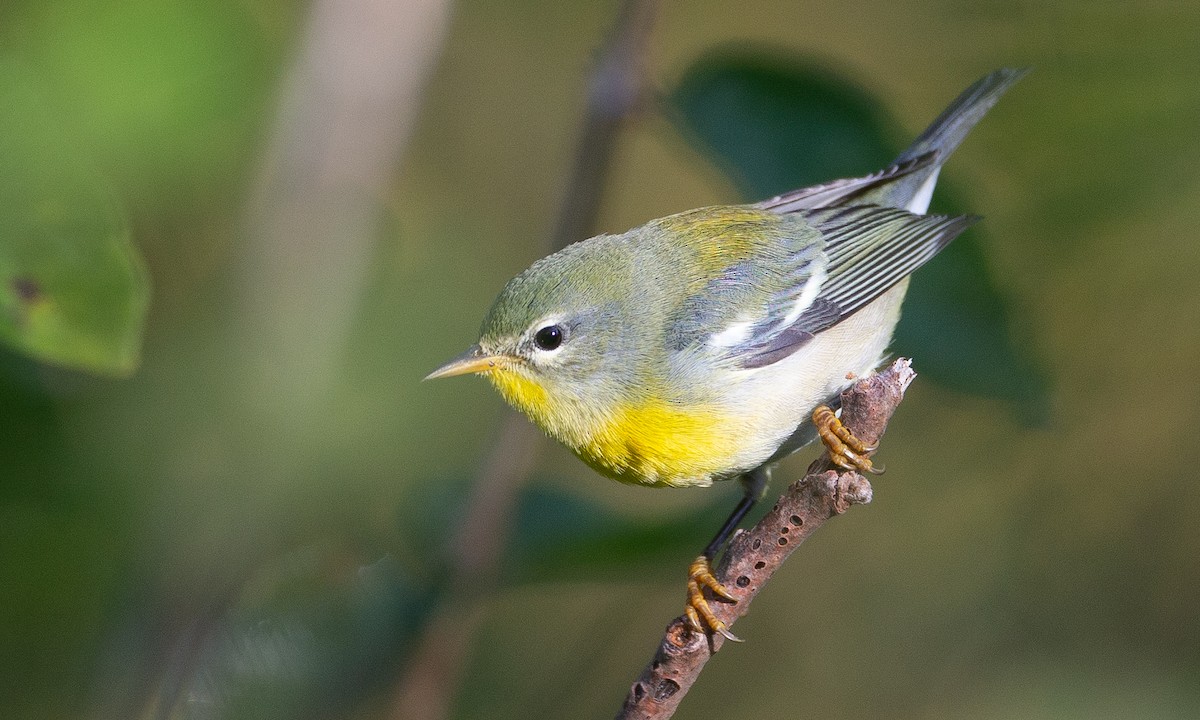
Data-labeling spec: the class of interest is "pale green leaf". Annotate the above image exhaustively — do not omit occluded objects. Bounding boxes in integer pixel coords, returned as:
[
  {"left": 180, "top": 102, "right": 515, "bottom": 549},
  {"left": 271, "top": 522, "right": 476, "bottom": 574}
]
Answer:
[{"left": 0, "top": 64, "right": 149, "bottom": 376}]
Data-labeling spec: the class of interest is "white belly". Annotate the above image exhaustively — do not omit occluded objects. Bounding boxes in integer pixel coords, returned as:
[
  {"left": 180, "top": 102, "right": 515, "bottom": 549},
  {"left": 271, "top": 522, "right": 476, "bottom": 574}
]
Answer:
[{"left": 719, "top": 278, "right": 909, "bottom": 472}]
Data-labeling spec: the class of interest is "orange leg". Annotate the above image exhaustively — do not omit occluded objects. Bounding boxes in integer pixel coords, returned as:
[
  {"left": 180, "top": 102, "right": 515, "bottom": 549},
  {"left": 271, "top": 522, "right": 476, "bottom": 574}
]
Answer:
[{"left": 682, "top": 469, "right": 767, "bottom": 642}]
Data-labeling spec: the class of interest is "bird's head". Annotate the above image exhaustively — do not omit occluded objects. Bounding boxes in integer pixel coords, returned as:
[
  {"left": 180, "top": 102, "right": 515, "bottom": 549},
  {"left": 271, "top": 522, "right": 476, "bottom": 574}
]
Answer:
[{"left": 425, "top": 237, "right": 645, "bottom": 439}]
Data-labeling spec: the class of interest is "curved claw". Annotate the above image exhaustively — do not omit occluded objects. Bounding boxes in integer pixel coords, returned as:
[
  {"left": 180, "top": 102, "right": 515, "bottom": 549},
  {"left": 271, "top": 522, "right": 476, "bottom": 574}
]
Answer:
[
  {"left": 813, "top": 404, "right": 884, "bottom": 475},
  {"left": 684, "top": 556, "right": 742, "bottom": 642},
  {"left": 716, "top": 625, "right": 743, "bottom": 643}
]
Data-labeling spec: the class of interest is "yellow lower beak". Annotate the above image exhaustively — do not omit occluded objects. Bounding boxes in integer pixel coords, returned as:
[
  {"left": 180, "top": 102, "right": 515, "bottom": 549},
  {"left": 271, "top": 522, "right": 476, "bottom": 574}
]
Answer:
[{"left": 424, "top": 344, "right": 512, "bottom": 380}]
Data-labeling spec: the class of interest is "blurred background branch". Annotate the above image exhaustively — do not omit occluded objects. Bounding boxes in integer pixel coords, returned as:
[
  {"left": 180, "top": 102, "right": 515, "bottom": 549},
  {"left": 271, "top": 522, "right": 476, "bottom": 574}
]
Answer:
[
  {"left": 146, "top": 0, "right": 453, "bottom": 717},
  {"left": 235, "top": 0, "right": 453, "bottom": 426},
  {"left": 391, "top": 2, "right": 661, "bottom": 717}
]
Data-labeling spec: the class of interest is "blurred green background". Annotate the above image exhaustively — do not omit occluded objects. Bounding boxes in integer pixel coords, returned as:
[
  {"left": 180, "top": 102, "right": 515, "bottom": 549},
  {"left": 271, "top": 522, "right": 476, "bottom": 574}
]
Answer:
[{"left": 2, "top": 0, "right": 1198, "bottom": 718}]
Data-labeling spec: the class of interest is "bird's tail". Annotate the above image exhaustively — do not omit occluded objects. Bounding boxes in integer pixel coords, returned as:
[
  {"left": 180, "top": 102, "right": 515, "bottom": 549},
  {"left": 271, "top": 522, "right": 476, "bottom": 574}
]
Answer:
[
  {"left": 872, "top": 67, "right": 1029, "bottom": 211},
  {"left": 899, "top": 67, "right": 1029, "bottom": 164}
]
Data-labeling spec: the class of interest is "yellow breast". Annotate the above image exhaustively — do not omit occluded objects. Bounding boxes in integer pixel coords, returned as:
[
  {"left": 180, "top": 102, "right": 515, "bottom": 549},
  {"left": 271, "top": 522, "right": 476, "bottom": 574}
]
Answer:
[{"left": 574, "top": 400, "right": 747, "bottom": 488}]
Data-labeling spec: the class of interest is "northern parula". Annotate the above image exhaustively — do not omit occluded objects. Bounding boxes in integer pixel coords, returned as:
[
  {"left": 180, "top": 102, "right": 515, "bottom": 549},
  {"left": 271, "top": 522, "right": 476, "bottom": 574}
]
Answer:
[{"left": 428, "top": 68, "right": 1027, "bottom": 639}]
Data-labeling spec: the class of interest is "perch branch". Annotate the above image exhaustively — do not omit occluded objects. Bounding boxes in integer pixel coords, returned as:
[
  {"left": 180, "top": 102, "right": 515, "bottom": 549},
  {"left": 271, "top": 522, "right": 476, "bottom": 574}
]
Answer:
[{"left": 615, "top": 358, "right": 917, "bottom": 720}]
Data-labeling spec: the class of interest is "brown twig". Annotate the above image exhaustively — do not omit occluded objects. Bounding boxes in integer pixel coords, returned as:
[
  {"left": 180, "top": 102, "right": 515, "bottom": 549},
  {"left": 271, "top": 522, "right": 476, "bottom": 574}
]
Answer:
[
  {"left": 615, "top": 358, "right": 917, "bottom": 720},
  {"left": 390, "top": 2, "right": 661, "bottom": 718}
]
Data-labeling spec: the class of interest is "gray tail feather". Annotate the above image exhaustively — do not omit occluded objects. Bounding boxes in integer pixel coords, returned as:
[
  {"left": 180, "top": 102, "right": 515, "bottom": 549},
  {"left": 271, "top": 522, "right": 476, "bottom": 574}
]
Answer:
[
  {"left": 868, "top": 67, "right": 1028, "bottom": 208},
  {"left": 897, "top": 67, "right": 1030, "bottom": 165}
]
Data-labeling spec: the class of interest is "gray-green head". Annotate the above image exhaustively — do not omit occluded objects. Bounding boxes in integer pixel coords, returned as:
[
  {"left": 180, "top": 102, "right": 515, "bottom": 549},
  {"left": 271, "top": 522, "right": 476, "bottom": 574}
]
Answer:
[{"left": 424, "top": 234, "right": 650, "bottom": 424}]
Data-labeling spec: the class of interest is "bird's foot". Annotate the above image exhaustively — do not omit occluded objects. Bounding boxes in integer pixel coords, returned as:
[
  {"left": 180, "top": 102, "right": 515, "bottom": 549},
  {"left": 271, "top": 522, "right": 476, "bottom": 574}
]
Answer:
[
  {"left": 813, "top": 404, "right": 884, "bottom": 475},
  {"left": 684, "top": 555, "right": 742, "bottom": 642}
]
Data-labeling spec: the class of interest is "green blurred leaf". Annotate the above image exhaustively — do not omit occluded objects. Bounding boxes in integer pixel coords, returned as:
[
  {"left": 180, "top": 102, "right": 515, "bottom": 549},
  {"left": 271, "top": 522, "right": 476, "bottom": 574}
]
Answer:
[
  {"left": 670, "top": 52, "right": 896, "bottom": 195},
  {"left": 669, "top": 51, "right": 1047, "bottom": 418},
  {"left": 6, "top": 0, "right": 278, "bottom": 202},
  {"left": 894, "top": 209, "right": 1048, "bottom": 422},
  {"left": 0, "top": 63, "right": 149, "bottom": 376}
]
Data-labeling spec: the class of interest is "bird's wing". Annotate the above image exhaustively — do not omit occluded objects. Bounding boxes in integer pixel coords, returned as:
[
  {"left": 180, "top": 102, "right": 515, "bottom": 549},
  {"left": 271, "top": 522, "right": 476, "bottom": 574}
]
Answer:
[
  {"left": 722, "top": 205, "right": 978, "bottom": 369},
  {"left": 752, "top": 153, "right": 936, "bottom": 214}
]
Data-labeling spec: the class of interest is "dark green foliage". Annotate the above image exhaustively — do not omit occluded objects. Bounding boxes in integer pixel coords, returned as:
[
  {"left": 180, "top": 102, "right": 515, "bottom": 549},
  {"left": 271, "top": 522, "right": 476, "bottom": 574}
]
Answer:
[{"left": 506, "top": 482, "right": 738, "bottom": 585}]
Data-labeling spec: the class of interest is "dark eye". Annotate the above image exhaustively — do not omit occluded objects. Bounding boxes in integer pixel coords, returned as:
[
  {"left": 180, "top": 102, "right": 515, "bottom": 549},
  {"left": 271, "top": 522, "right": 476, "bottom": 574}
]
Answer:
[{"left": 533, "top": 324, "right": 565, "bottom": 351}]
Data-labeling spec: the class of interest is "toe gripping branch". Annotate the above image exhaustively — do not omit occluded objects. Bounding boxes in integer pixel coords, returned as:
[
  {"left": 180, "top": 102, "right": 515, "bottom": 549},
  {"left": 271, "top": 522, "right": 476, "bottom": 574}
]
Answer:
[
  {"left": 813, "top": 404, "right": 885, "bottom": 475},
  {"left": 685, "top": 555, "right": 741, "bottom": 642}
]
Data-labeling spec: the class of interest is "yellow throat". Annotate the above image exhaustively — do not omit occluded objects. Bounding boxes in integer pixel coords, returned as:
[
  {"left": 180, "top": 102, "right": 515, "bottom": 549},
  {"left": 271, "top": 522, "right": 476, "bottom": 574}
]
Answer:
[{"left": 486, "top": 365, "right": 739, "bottom": 488}]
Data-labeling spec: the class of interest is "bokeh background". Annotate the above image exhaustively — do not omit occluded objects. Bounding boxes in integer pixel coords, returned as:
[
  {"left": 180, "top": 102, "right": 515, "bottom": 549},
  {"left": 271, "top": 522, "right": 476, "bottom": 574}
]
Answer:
[{"left": 2, "top": 1, "right": 1198, "bottom": 718}]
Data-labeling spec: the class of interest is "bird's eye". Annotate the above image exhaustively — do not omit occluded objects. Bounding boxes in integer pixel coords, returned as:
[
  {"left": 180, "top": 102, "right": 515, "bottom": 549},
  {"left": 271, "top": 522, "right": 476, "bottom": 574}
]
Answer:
[{"left": 533, "top": 324, "right": 565, "bottom": 351}]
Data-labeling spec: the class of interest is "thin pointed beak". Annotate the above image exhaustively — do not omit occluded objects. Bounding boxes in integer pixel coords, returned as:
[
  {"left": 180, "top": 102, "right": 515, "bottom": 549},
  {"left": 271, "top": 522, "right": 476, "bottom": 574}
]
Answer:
[{"left": 424, "top": 344, "right": 510, "bottom": 380}]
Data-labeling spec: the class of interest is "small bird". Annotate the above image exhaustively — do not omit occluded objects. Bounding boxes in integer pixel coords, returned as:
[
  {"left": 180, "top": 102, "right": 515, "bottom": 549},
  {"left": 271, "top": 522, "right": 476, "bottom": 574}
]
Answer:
[{"left": 427, "top": 68, "right": 1027, "bottom": 640}]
